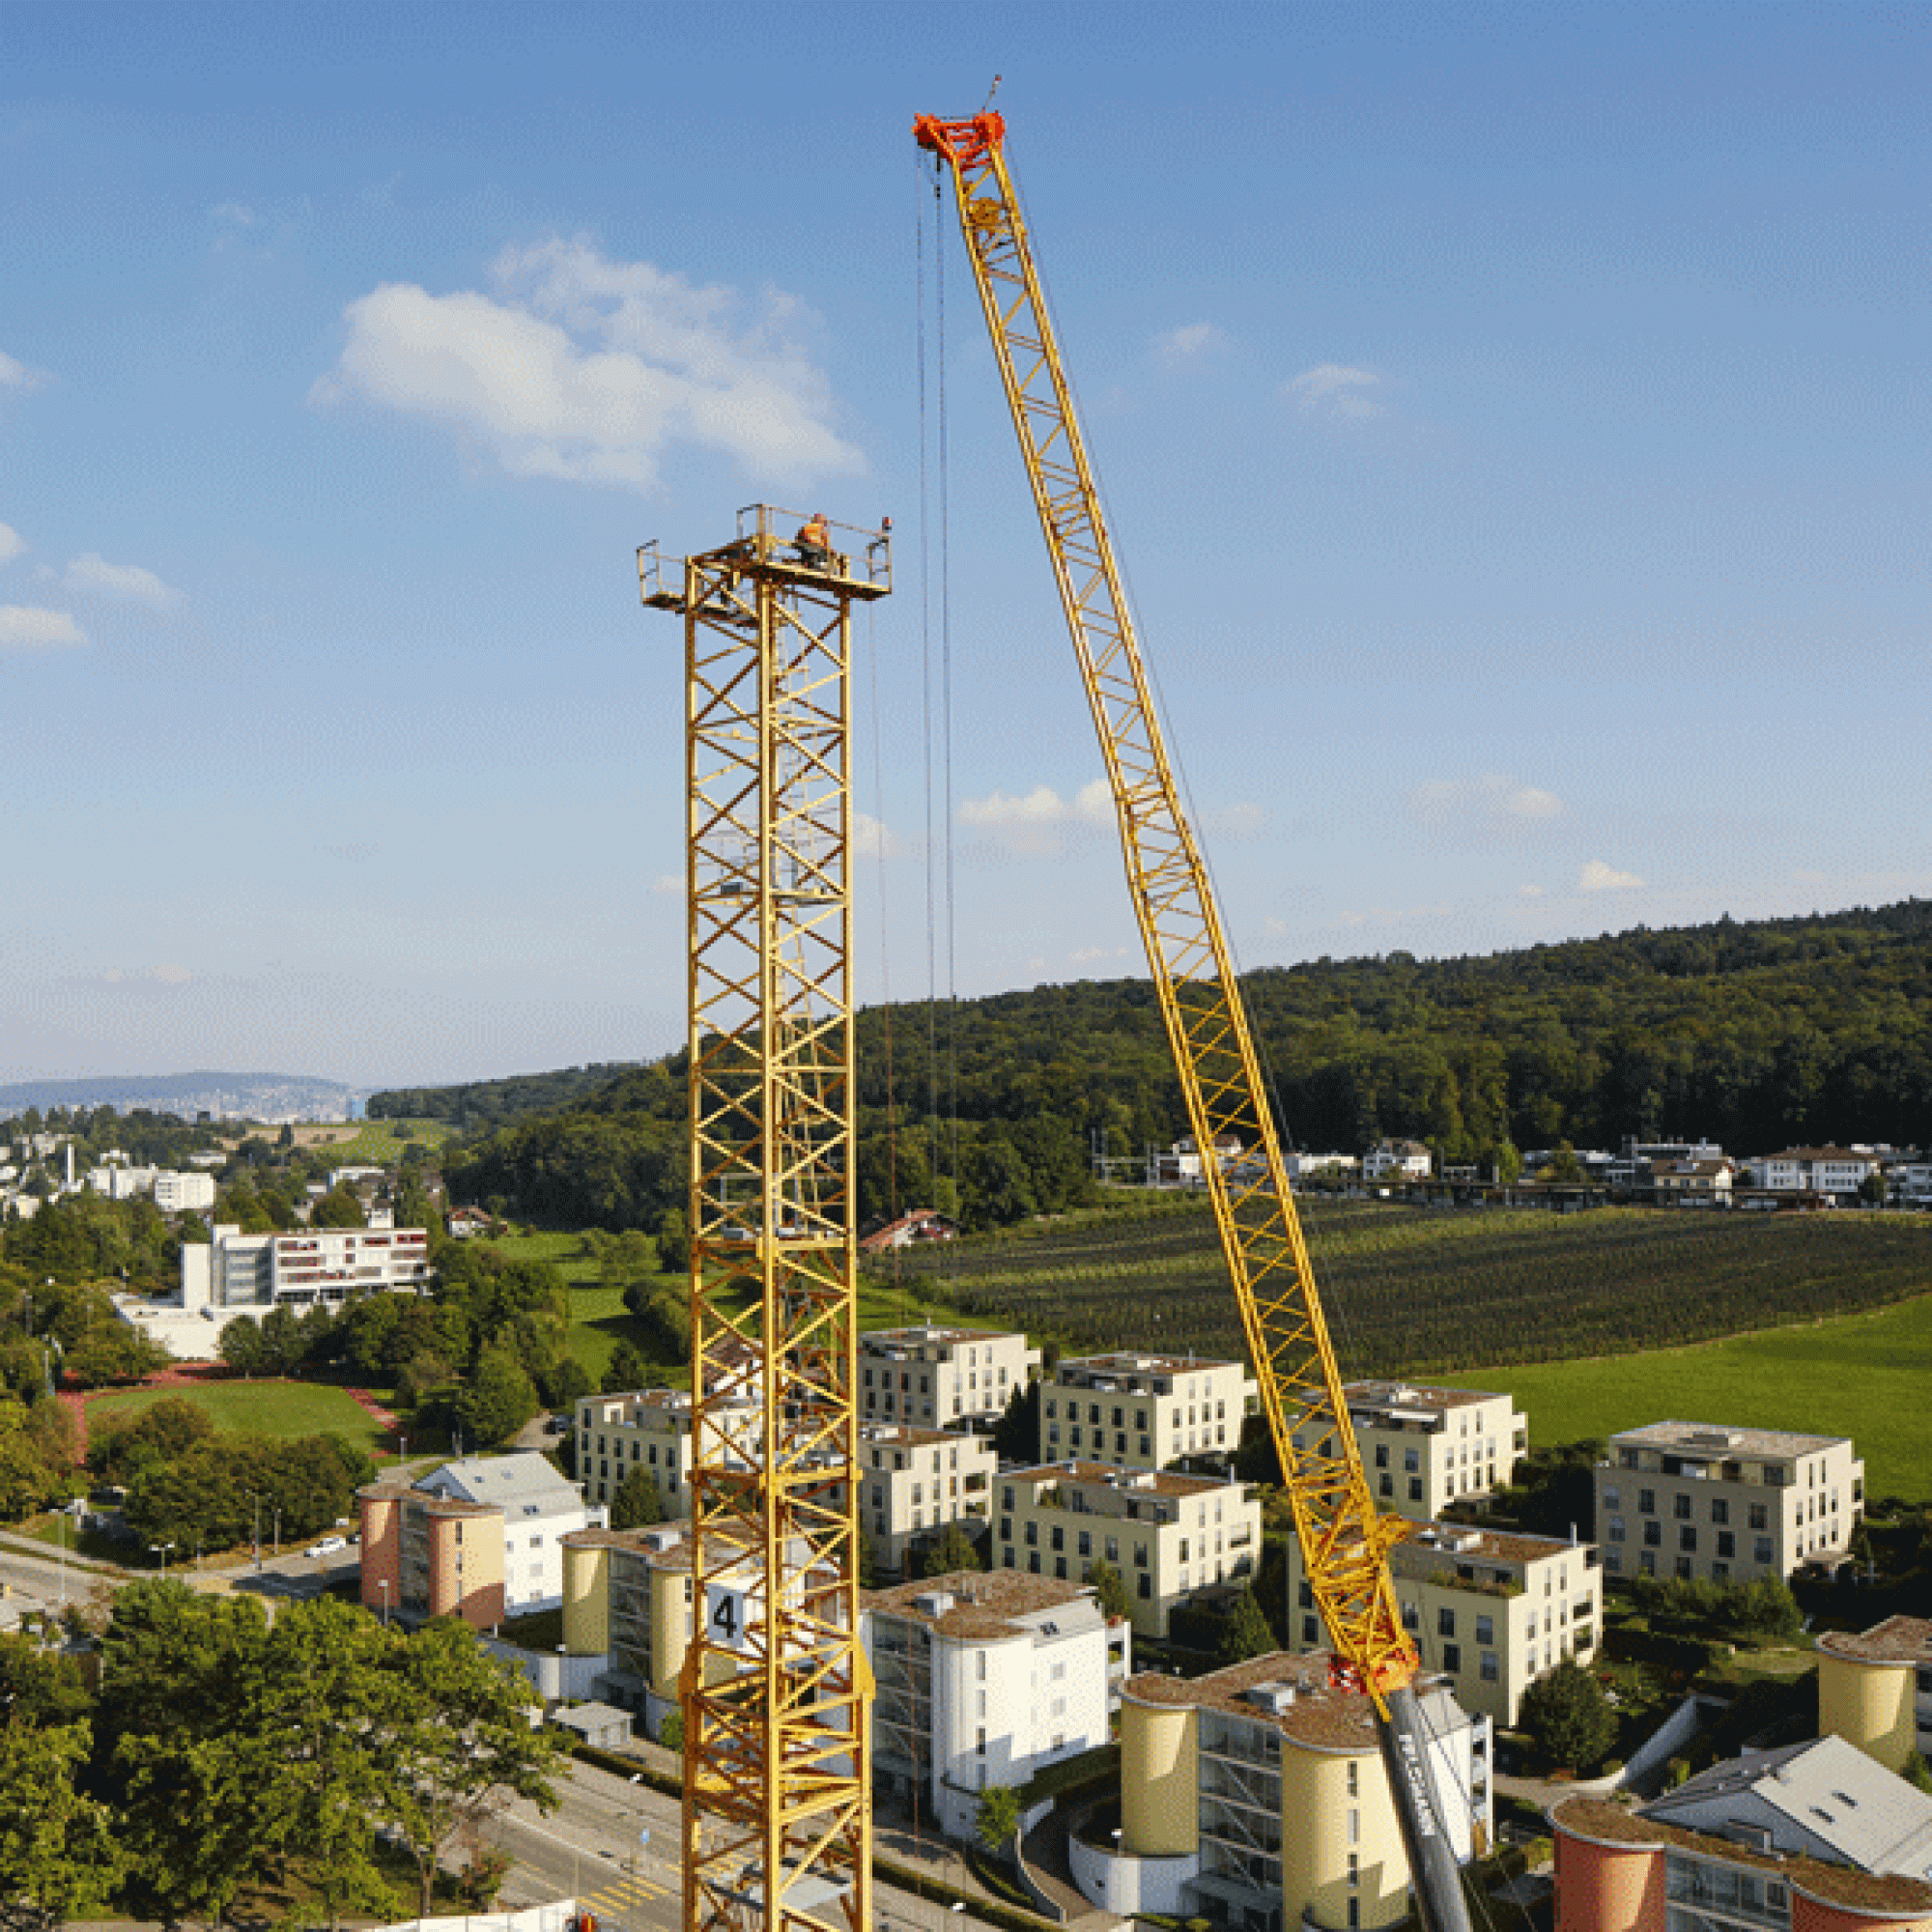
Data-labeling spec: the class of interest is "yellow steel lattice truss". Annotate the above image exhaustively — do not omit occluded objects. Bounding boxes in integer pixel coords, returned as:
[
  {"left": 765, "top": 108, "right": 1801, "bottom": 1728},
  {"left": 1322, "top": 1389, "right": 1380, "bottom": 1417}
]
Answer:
[
  {"left": 913, "top": 113, "right": 1416, "bottom": 1703},
  {"left": 643, "top": 511, "right": 887, "bottom": 1932}
]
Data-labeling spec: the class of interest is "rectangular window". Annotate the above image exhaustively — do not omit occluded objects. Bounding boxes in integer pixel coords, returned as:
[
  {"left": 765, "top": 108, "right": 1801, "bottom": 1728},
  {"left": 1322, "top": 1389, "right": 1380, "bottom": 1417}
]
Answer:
[
  {"left": 1608, "top": 1518, "right": 1626, "bottom": 1544},
  {"left": 1437, "top": 1607, "right": 1457, "bottom": 1638},
  {"left": 1404, "top": 1448, "right": 1420, "bottom": 1473},
  {"left": 1643, "top": 1520, "right": 1662, "bottom": 1547},
  {"left": 1749, "top": 1504, "right": 1769, "bottom": 1530},
  {"left": 1679, "top": 1525, "right": 1697, "bottom": 1552},
  {"left": 1302, "top": 1614, "right": 1319, "bottom": 1646},
  {"left": 1375, "top": 1444, "right": 1389, "bottom": 1469},
  {"left": 1408, "top": 1478, "right": 1423, "bottom": 1502},
  {"left": 1674, "top": 1493, "right": 1692, "bottom": 1520},
  {"left": 1754, "top": 1536, "right": 1774, "bottom": 1564},
  {"left": 1717, "top": 1530, "right": 1735, "bottom": 1558},
  {"left": 1480, "top": 1651, "right": 1498, "bottom": 1682},
  {"left": 1638, "top": 1490, "right": 1656, "bottom": 1516},
  {"left": 1710, "top": 1497, "right": 1729, "bottom": 1525},
  {"left": 1475, "top": 1615, "right": 1493, "bottom": 1646},
  {"left": 1137, "top": 1574, "right": 1151, "bottom": 1600},
  {"left": 1602, "top": 1486, "right": 1620, "bottom": 1509}
]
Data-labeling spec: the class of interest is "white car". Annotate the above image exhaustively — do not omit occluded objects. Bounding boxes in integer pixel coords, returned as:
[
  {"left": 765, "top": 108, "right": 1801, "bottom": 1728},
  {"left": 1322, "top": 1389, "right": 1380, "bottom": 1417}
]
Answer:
[{"left": 305, "top": 1535, "right": 348, "bottom": 1559}]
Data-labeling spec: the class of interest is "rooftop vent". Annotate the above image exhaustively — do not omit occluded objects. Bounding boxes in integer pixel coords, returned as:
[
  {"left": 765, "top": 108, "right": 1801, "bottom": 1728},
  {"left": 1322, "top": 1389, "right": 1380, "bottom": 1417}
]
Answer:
[
  {"left": 913, "top": 1591, "right": 955, "bottom": 1619},
  {"left": 1243, "top": 1682, "right": 1297, "bottom": 1713},
  {"left": 1687, "top": 1429, "right": 1742, "bottom": 1450},
  {"left": 642, "top": 1528, "right": 680, "bottom": 1552}
]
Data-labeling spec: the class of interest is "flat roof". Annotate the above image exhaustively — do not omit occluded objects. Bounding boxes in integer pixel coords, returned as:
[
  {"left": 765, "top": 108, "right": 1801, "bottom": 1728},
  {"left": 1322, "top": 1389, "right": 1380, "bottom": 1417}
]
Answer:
[
  {"left": 864, "top": 1569, "right": 1101, "bottom": 1642},
  {"left": 1054, "top": 1350, "right": 1244, "bottom": 1378},
  {"left": 1817, "top": 1616, "right": 1932, "bottom": 1667},
  {"left": 861, "top": 1424, "right": 966, "bottom": 1447},
  {"left": 1122, "top": 1651, "right": 1462, "bottom": 1755},
  {"left": 1610, "top": 1420, "right": 1854, "bottom": 1459},
  {"left": 1344, "top": 1379, "right": 1509, "bottom": 1414},
  {"left": 862, "top": 1324, "right": 1017, "bottom": 1347},
  {"left": 1552, "top": 1796, "right": 1932, "bottom": 1918},
  {"left": 1003, "top": 1459, "right": 1242, "bottom": 1498},
  {"left": 1392, "top": 1521, "right": 1595, "bottom": 1571}
]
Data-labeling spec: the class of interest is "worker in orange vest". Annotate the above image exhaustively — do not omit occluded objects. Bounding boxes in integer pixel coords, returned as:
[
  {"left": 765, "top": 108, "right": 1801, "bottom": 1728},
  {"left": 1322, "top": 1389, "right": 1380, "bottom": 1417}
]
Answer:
[{"left": 795, "top": 512, "right": 833, "bottom": 572}]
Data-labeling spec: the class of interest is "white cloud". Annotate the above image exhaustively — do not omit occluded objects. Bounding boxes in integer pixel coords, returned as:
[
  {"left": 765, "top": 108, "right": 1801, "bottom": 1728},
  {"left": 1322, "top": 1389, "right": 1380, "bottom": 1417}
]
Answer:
[
  {"left": 1205, "top": 801, "right": 1264, "bottom": 838},
  {"left": 1154, "top": 322, "right": 1225, "bottom": 363},
  {"left": 652, "top": 874, "right": 682, "bottom": 896},
  {"left": 853, "top": 811, "right": 905, "bottom": 860},
  {"left": 1070, "top": 945, "right": 1131, "bottom": 964},
  {"left": 1408, "top": 774, "right": 1564, "bottom": 831},
  {"left": 0, "top": 525, "right": 23, "bottom": 565},
  {"left": 1287, "top": 362, "right": 1382, "bottom": 418},
  {"left": 0, "top": 347, "right": 47, "bottom": 392},
  {"left": 312, "top": 235, "right": 865, "bottom": 494},
  {"left": 1579, "top": 859, "right": 1644, "bottom": 893},
  {"left": 0, "top": 606, "right": 85, "bottom": 649},
  {"left": 958, "top": 780, "right": 1112, "bottom": 852},
  {"left": 64, "top": 554, "right": 182, "bottom": 610}
]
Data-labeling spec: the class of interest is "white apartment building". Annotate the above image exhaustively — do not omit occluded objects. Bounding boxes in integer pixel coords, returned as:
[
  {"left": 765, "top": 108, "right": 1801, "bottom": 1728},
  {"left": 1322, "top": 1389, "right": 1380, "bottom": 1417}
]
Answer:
[
  {"left": 1284, "top": 1521, "right": 1603, "bottom": 1726},
  {"left": 994, "top": 1461, "right": 1261, "bottom": 1638},
  {"left": 863, "top": 1570, "right": 1127, "bottom": 1843},
  {"left": 858, "top": 1424, "right": 997, "bottom": 1578},
  {"left": 154, "top": 1170, "right": 216, "bottom": 1212},
  {"left": 1364, "top": 1139, "right": 1434, "bottom": 1181},
  {"left": 415, "top": 1452, "right": 608, "bottom": 1615},
  {"left": 1293, "top": 1381, "right": 1527, "bottom": 1521},
  {"left": 575, "top": 1387, "right": 759, "bottom": 1517},
  {"left": 1044, "top": 1351, "right": 1257, "bottom": 1470},
  {"left": 1750, "top": 1147, "right": 1878, "bottom": 1199},
  {"left": 859, "top": 1323, "right": 1039, "bottom": 1431},
  {"left": 181, "top": 1222, "right": 432, "bottom": 1309},
  {"left": 87, "top": 1163, "right": 158, "bottom": 1201},
  {"left": 1596, "top": 1421, "right": 1864, "bottom": 1585}
]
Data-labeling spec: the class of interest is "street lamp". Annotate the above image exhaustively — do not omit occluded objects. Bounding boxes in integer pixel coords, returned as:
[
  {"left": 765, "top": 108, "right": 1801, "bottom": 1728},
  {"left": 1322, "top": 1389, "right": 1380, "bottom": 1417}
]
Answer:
[
  {"left": 149, "top": 1541, "right": 175, "bottom": 1582},
  {"left": 272, "top": 1505, "right": 281, "bottom": 1557},
  {"left": 250, "top": 1492, "right": 264, "bottom": 1571},
  {"left": 378, "top": 1577, "right": 390, "bottom": 1626}
]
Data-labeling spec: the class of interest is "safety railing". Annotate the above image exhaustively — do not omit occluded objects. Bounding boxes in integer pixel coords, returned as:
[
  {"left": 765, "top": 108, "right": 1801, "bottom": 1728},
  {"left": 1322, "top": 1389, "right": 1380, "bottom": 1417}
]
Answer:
[{"left": 735, "top": 502, "right": 893, "bottom": 592}]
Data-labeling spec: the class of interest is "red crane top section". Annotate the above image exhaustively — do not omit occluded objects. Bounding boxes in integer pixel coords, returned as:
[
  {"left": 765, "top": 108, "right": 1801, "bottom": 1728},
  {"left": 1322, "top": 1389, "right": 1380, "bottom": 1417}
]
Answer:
[{"left": 913, "top": 112, "right": 1007, "bottom": 170}]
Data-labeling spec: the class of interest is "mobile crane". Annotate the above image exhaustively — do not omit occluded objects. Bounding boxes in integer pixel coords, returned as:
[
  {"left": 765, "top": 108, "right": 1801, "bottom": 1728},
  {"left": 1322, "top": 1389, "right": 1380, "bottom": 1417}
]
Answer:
[{"left": 914, "top": 109, "right": 1477, "bottom": 1932}]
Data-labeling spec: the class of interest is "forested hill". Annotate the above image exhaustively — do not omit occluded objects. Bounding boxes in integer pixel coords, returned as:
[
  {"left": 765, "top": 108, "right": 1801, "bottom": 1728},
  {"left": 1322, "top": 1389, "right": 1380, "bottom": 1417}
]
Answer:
[
  {"left": 366, "top": 1063, "right": 641, "bottom": 1132},
  {"left": 440, "top": 899, "right": 1932, "bottom": 1236}
]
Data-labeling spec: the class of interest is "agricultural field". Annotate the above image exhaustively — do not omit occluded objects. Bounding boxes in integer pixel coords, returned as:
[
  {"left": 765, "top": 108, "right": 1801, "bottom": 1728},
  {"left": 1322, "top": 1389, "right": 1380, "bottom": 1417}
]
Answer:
[
  {"left": 217, "top": 1118, "right": 453, "bottom": 1162},
  {"left": 875, "top": 1193, "right": 1932, "bottom": 1381},
  {"left": 1473, "top": 1293, "right": 1932, "bottom": 1502},
  {"left": 88, "top": 1380, "right": 385, "bottom": 1453}
]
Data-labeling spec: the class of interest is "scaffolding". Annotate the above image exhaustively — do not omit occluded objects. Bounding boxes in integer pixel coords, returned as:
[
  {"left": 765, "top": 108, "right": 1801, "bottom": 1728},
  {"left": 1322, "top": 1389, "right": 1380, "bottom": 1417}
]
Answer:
[{"left": 639, "top": 505, "right": 889, "bottom": 1932}]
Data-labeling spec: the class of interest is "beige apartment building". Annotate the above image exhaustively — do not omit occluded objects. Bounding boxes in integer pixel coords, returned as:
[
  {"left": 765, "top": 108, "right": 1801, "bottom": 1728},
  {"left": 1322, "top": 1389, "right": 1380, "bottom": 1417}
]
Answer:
[
  {"left": 1077, "top": 1652, "right": 1491, "bottom": 1925},
  {"left": 1292, "top": 1381, "right": 1527, "bottom": 1521},
  {"left": 358, "top": 1480, "right": 505, "bottom": 1630},
  {"left": 1816, "top": 1616, "right": 1932, "bottom": 1775},
  {"left": 858, "top": 1424, "right": 997, "bottom": 1578},
  {"left": 1285, "top": 1521, "right": 1603, "bottom": 1726},
  {"left": 1595, "top": 1421, "right": 1864, "bottom": 1585},
  {"left": 575, "top": 1386, "right": 758, "bottom": 1517},
  {"left": 560, "top": 1523, "right": 696, "bottom": 1733},
  {"left": 859, "top": 1323, "right": 1039, "bottom": 1431},
  {"left": 994, "top": 1461, "right": 1261, "bottom": 1638},
  {"left": 1043, "top": 1351, "right": 1257, "bottom": 1470}
]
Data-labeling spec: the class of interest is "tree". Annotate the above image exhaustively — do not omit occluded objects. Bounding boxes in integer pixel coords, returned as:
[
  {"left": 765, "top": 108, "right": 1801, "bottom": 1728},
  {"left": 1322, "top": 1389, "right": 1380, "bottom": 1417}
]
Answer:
[
  {"left": 458, "top": 1345, "right": 541, "bottom": 1447},
  {"left": 546, "top": 1355, "right": 595, "bottom": 1410},
  {"left": 604, "top": 1338, "right": 655, "bottom": 1394},
  {"left": 975, "top": 1784, "right": 1022, "bottom": 1858},
  {"left": 1216, "top": 1586, "right": 1277, "bottom": 1667},
  {"left": 1537, "top": 1141, "right": 1585, "bottom": 1184},
  {"left": 0, "top": 1719, "right": 122, "bottom": 1921},
  {"left": 609, "top": 1466, "right": 668, "bottom": 1530},
  {"left": 311, "top": 1183, "right": 368, "bottom": 1230},
  {"left": 1520, "top": 1657, "right": 1616, "bottom": 1773},
  {"left": 377, "top": 1617, "right": 564, "bottom": 1916},
  {"left": 1087, "top": 1557, "right": 1130, "bottom": 1623},
  {"left": 991, "top": 1378, "right": 1040, "bottom": 1463},
  {"left": 216, "top": 1313, "right": 267, "bottom": 1378},
  {"left": 922, "top": 1520, "right": 982, "bottom": 1578},
  {"left": 658, "top": 1711, "right": 685, "bottom": 1752}
]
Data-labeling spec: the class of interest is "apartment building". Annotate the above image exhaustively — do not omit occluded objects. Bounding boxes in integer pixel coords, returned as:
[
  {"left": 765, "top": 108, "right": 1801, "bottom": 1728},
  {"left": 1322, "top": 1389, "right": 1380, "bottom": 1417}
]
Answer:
[
  {"left": 153, "top": 1170, "right": 216, "bottom": 1212},
  {"left": 1552, "top": 1739, "right": 1932, "bottom": 1932},
  {"left": 1818, "top": 1616, "right": 1932, "bottom": 1775},
  {"left": 414, "top": 1454, "right": 605, "bottom": 1614},
  {"left": 560, "top": 1523, "right": 697, "bottom": 1735},
  {"left": 1750, "top": 1147, "right": 1879, "bottom": 1199},
  {"left": 1293, "top": 1381, "right": 1526, "bottom": 1521},
  {"left": 1043, "top": 1351, "right": 1257, "bottom": 1471},
  {"left": 575, "top": 1386, "right": 758, "bottom": 1517},
  {"left": 1595, "top": 1421, "right": 1864, "bottom": 1584},
  {"left": 859, "top": 1323, "right": 1039, "bottom": 1431},
  {"left": 993, "top": 1461, "right": 1261, "bottom": 1638},
  {"left": 1365, "top": 1139, "right": 1434, "bottom": 1181},
  {"left": 858, "top": 1424, "right": 996, "bottom": 1578},
  {"left": 359, "top": 1480, "right": 505, "bottom": 1630},
  {"left": 1081, "top": 1652, "right": 1490, "bottom": 1925},
  {"left": 862, "top": 1570, "right": 1126, "bottom": 1844},
  {"left": 1284, "top": 1521, "right": 1603, "bottom": 1726},
  {"left": 183, "top": 1222, "right": 432, "bottom": 1310}
]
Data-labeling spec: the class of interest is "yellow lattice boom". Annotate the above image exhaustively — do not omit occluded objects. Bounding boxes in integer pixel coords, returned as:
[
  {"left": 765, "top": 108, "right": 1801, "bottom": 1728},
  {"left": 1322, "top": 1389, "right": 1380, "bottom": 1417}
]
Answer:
[
  {"left": 913, "top": 112, "right": 1416, "bottom": 1705},
  {"left": 639, "top": 507, "right": 890, "bottom": 1931}
]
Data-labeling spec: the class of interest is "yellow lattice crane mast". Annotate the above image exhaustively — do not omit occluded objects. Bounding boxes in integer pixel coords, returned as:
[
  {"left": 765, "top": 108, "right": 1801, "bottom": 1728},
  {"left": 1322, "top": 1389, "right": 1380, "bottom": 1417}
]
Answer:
[
  {"left": 914, "top": 111, "right": 1476, "bottom": 1932},
  {"left": 639, "top": 506, "right": 890, "bottom": 1932}
]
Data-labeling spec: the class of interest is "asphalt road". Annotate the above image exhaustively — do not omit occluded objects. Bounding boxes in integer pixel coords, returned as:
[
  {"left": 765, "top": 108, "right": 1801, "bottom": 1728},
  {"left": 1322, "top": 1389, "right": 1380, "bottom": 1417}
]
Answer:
[{"left": 490, "top": 1758, "right": 1005, "bottom": 1932}]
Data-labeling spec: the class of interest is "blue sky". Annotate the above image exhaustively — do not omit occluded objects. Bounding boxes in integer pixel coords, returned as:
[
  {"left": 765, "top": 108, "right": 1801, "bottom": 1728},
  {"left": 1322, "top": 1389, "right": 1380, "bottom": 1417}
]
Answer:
[{"left": 3, "top": 2, "right": 1926, "bottom": 1089}]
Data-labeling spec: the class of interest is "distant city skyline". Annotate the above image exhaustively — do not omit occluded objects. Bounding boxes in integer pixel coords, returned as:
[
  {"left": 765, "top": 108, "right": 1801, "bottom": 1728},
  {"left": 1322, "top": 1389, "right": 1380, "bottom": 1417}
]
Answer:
[{"left": 5, "top": 3, "right": 1926, "bottom": 1086}]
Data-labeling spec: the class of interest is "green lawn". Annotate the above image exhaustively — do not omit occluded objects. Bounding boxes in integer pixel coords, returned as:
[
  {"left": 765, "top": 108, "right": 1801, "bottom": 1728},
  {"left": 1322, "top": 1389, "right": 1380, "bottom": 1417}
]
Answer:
[
  {"left": 1470, "top": 1293, "right": 1932, "bottom": 1501},
  {"left": 88, "top": 1380, "right": 384, "bottom": 1452},
  {"left": 489, "top": 1228, "right": 1020, "bottom": 1389}
]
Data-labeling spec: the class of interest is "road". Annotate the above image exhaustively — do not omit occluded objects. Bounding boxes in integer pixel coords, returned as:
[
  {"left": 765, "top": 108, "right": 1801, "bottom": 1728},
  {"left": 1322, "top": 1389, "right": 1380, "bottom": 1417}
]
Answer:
[{"left": 491, "top": 1758, "right": 1003, "bottom": 1932}]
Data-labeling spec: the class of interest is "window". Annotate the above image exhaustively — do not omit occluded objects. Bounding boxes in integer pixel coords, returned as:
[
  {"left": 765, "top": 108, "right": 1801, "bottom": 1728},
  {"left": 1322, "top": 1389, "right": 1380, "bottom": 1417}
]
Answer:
[
  {"left": 1475, "top": 1615, "right": 1494, "bottom": 1646},
  {"left": 1675, "top": 1556, "right": 1693, "bottom": 1580},
  {"left": 1748, "top": 1503, "right": 1769, "bottom": 1530},
  {"left": 1480, "top": 1652, "right": 1498, "bottom": 1682},
  {"left": 999, "top": 1517, "right": 1011, "bottom": 1543},
  {"left": 1302, "top": 1615, "right": 1319, "bottom": 1646},
  {"left": 1375, "top": 1445, "right": 1389, "bottom": 1469},
  {"left": 1137, "top": 1574, "right": 1151, "bottom": 1600},
  {"left": 1025, "top": 1522, "right": 1037, "bottom": 1548},
  {"left": 1347, "top": 1761, "right": 1359, "bottom": 1797},
  {"left": 1051, "top": 1525, "right": 1064, "bottom": 1552},
  {"left": 1078, "top": 1531, "right": 1092, "bottom": 1558},
  {"left": 1437, "top": 1607, "right": 1457, "bottom": 1638},
  {"left": 1753, "top": 1536, "right": 1775, "bottom": 1564},
  {"left": 1643, "top": 1520, "right": 1662, "bottom": 1548},
  {"left": 1638, "top": 1489, "right": 1656, "bottom": 1515},
  {"left": 1404, "top": 1448, "right": 1420, "bottom": 1474},
  {"left": 1408, "top": 1478, "right": 1423, "bottom": 1502},
  {"left": 1717, "top": 1530, "right": 1734, "bottom": 1558},
  {"left": 1710, "top": 1497, "right": 1729, "bottom": 1525},
  {"left": 1679, "top": 1525, "right": 1697, "bottom": 1553},
  {"left": 1379, "top": 1475, "right": 1394, "bottom": 1498},
  {"left": 1608, "top": 1518, "right": 1626, "bottom": 1544},
  {"left": 1602, "top": 1485, "right": 1621, "bottom": 1509},
  {"left": 1674, "top": 1493, "right": 1692, "bottom": 1520},
  {"left": 1443, "top": 1643, "right": 1461, "bottom": 1672}
]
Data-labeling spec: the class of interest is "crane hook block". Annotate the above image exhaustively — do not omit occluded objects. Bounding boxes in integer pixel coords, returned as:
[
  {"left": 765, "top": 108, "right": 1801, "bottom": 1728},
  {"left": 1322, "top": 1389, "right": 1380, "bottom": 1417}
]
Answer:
[{"left": 913, "top": 112, "right": 1007, "bottom": 169}]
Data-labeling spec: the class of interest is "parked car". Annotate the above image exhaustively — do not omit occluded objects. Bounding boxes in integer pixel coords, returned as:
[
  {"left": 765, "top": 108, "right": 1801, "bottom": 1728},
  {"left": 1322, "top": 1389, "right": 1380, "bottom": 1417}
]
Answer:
[{"left": 305, "top": 1535, "right": 348, "bottom": 1559}]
